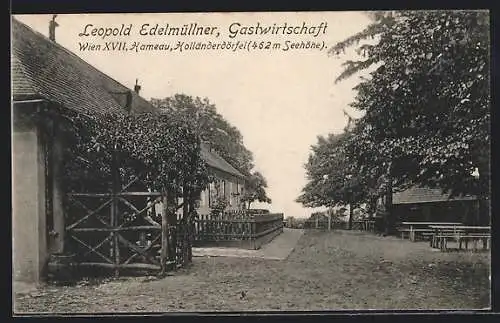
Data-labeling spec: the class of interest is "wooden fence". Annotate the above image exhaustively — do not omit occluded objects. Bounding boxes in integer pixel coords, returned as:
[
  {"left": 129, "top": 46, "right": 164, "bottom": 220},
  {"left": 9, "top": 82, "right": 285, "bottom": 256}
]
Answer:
[
  {"left": 57, "top": 167, "right": 196, "bottom": 279},
  {"left": 302, "top": 219, "right": 376, "bottom": 232},
  {"left": 193, "top": 213, "right": 284, "bottom": 250}
]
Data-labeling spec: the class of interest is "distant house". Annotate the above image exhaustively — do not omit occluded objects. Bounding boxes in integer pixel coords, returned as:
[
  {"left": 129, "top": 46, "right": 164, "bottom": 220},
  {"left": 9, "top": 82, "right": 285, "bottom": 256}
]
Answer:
[
  {"left": 160, "top": 143, "right": 248, "bottom": 220},
  {"left": 12, "top": 17, "right": 247, "bottom": 283},
  {"left": 392, "top": 186, "right": 482, "bottom": 225},
  {"left": 197, "top": 143, "right": 248, "bottom": 215}
]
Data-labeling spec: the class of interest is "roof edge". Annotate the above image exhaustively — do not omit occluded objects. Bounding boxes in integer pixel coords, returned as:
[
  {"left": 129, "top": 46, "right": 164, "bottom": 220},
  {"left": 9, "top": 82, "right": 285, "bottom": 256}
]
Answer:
[{"left": 12, "top": 17, "right": 156, "bottom": 112}]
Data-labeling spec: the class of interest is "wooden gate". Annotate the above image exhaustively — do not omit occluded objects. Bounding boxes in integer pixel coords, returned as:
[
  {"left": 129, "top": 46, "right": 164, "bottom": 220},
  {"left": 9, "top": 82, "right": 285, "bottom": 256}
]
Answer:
[{"left": 64, "top": 171, "right": 193, "bottom": 276}]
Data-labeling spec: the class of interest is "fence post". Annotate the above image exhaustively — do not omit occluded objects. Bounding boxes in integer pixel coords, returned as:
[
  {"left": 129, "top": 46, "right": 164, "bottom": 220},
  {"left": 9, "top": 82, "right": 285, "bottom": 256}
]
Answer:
[
  {"left": 252, "top": 219, "right": 257, "bottom": 249},
  {"left": 328, "top": 215, "right": 331, "bottom": 231},
  {"left": 169, "top": 191, "right": 178, "bottom": 269},
  {"left": 202, "top": 214, "right": 206, "bottom": 242},
  {"left": 111, "top": 149, "right": 120, "bottom": 277},
  {"left": 110, "top": 194, "right": 117, "bottom": 275},
  {"left": 187, "top": 194, "right": 194, "bottom": 262},
  {"left": 182, "top": 187, "right": 190, "bottom": 266},
  {"left": 188, "top": 199, "right": 193, "bottom": 263},
  {"left": 160, "top": 191, "right": 169, "bottom": 275}
]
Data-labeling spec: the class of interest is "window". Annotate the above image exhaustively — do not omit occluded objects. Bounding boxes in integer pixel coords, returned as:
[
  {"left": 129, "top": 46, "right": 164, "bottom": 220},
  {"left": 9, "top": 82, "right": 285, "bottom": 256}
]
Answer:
[
  {"left": 221, "top": 180, "right": 226, "bottom": 198},
  {"left": 209, "top": 182, "right": 216, "bottom": 207},
  {"left": 228, "top": 182, "right": 233, "bottom": 206},
  {"left": 200, "top": 189, "right": 206, "bottom": 207},
  {"left": 154, "top": 200, "right": 163, "bottom": 217}
]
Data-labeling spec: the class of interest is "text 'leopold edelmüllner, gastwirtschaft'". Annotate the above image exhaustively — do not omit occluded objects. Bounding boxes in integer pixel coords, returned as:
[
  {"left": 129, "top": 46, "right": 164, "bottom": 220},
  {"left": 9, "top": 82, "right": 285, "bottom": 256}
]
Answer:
[{"left": 78, "top": 21, "right": 329, "bottom": 40}]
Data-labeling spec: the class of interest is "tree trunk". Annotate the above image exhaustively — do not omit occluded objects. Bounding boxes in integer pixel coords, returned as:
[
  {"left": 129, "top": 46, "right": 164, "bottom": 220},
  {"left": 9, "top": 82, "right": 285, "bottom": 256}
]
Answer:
[
  {"left": 167, "top": 189, "right": 178, "bottom": 269},
  {"left": 186, "top": 190, "right": 196, "bottom": 263},
  {"left": 348, "top": 204, "right": 353, "bottom": 230},
  {"left": 369, "top": 198, "right": 377, "bottom": 217},
  {"left": 384, "top": 175, "right": 393, "bottom": 236},
  {"left": 477, "top": 160, "right": 491, "bottom": 226},
  {"left": 383, "top": 161, "right": 394, "bottom": 236},
  {"left": 160, "top": 191, "right": 169, "bottom": 275},
  {"left": 181, "top": 186, "right": 189, "bottom": 265}
]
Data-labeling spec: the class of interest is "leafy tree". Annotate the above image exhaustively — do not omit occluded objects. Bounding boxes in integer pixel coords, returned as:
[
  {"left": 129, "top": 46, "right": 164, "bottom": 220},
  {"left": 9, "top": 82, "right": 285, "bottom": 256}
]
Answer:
[
  {"left": 321, "top": 10, "right": 491, "bottom": 228},
  {"left": 60, "top": 110, "right": 210, "bottom": 208},
  {"left": 330, "top": 10, "right": 490, "bottom": 201},
  {"left": 241, "top": 171, "right": 272, "bottom": 209},
  {"left": 152, "top": 94, "right": 273, "bottom": 212},
  {"left": 296, "top": 132, "right": 370, "bottom": 229},
  {"left": 151, "top": 94, "right": 254, "bottom": 175}
]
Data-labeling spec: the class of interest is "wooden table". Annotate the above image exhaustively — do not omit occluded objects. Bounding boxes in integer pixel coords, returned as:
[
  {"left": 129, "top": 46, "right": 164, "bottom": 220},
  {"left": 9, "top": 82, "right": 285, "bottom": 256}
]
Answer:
[
  {"left": 353, "top": 219, "right": 376, "bottom": 232},
  {"left": 363, "top": 220, "right": 375, "bottom": 232},
  {"left": 429, "top": 225, "right": 490, "bottom": 250},
  {"left": 400, "top": 222, "right": 462, "bottom": 242}
]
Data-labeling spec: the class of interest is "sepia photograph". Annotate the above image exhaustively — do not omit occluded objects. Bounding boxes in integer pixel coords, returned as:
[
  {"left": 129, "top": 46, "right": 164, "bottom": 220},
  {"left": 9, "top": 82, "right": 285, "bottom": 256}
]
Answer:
[{"left": 11, "top": 10, "right": 491, "bottom": 314}]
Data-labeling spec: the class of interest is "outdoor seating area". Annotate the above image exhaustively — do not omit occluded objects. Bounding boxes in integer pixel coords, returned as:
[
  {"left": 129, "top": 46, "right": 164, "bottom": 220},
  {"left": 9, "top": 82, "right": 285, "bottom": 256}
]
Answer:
[
  {"left": 397, "top": 221, "right": 491, "bottom": 252},
  {"left": 397, "top": 222, "right": 462, "bottom": 242},
  {"left": 429, "top": 225, "right": 491, "bottom": 251}
]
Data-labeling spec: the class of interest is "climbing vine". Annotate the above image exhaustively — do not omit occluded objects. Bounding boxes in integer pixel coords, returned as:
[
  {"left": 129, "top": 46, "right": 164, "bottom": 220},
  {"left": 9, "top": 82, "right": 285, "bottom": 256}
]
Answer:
[{"left": 53, "top": 109, "right": 210, "bottom": 198}]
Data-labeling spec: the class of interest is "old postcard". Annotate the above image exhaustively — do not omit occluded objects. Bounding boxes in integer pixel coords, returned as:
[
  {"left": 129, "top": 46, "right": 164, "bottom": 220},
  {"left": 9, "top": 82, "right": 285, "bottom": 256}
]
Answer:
[{"left": 11, "top": 11, "right": 491, "bottom": 314}]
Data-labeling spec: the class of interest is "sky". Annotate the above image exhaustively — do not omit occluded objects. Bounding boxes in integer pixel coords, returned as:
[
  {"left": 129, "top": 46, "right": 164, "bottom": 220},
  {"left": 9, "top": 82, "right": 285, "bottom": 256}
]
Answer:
[{"left": 13, "top": 12, "right": 372, "bottom": 218}]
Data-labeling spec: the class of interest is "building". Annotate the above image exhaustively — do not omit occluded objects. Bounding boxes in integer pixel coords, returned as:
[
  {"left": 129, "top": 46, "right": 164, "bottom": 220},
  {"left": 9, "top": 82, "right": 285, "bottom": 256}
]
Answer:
[
  {"left": 392, "top": 186, "right": 481, "bottom": 224},
  {"left": 197, "top": 143, "right": 248, "bottom": 215},
  {"left": 12, "top": 17, "right": 247, "bottom": 283},
  {"left": 12, "top": 16, "right": 160, "bottom": 283}
]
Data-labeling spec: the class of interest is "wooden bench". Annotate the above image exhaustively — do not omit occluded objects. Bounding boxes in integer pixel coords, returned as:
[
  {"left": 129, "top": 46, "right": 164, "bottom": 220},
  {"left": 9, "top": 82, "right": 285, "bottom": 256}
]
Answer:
[
  {"left": 397, "top": 228, "right": 410, "bottom": 239},
  {"left": 430, "top": 225, "right": 491, "bottom": 251},
  {"left": 459, "top": 233, "right": 491, "bottom": 250},
  {"left": 435, "top": 233, "right": 490, "bottom": 251},
  {"left": 397, "top": 228, "right": 434, "bottom": 241},
  {"left": 421, "top": 232, "right": 434, "bottom": 240},
  {"left": 399, "top": 222, "right": 463, "bottom": 242},
  {"left": 430, "top": 229, "right": 466, "bottom": 248},
  {"left": 434, "top": 233, "right": 462, "bottom": 250}
]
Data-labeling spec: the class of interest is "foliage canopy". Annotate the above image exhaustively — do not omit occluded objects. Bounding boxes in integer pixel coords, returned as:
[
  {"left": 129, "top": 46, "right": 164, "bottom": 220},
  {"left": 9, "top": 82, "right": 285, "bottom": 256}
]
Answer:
[
  {"left": 61, "top": 110, "right": 210, "bottom": 197},
  {"left": 151, "top": 94, "right": 272, "bottom": 206},
  {"left": 299, "top": 10, "right": 490, "bottom": 212}
]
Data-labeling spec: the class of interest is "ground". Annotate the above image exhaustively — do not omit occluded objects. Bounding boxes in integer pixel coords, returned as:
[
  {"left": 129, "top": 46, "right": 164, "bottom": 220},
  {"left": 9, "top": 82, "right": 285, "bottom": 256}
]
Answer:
[{"left": 13, "top": 230, "right": 490, "bottom": 313}]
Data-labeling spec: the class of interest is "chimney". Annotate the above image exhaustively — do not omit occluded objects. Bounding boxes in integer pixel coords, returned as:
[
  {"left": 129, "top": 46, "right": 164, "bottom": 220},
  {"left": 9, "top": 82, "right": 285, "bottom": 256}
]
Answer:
[
  {"left": 134, "top": 79, "right": 141, "bottom": 94},
  {"left": 49, "top": 15, "right": 59, "bottom": 42},
  {"left": 125, "top": 91, "right": 133, "bottom": 112}
]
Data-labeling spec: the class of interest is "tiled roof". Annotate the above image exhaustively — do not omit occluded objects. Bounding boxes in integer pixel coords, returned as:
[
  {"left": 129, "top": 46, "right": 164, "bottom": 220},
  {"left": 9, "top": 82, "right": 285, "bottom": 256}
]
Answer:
[
  {"left": 200, "top": 143, "right": 246, "bottom": 180},
  {"left": 12, "top": 18, "right": 246, "bottom": 182},
  {"left": 392, "top": 187, "right": 476, "bottom": 205},
  {"left": 11, "top": 18, "right": 156, "bottom": 115},
  {"left": 12, "top": 52, "right": 39, "bottom": 99}
]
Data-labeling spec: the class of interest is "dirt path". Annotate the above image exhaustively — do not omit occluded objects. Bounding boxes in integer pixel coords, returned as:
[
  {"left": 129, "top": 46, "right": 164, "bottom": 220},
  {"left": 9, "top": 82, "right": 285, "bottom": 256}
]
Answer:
[
  {"left": 192, "top": 228, "right": 304, "bottom": 260},
  {"left": 13, "top": 230, "right": 490, "bottom": 313}
]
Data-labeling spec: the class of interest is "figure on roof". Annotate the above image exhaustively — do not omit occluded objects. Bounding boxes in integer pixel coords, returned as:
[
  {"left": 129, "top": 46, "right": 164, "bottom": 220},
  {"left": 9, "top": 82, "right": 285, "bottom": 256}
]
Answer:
[{"left": 49, "top": 15, "right": 58, "bottom": 42}]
